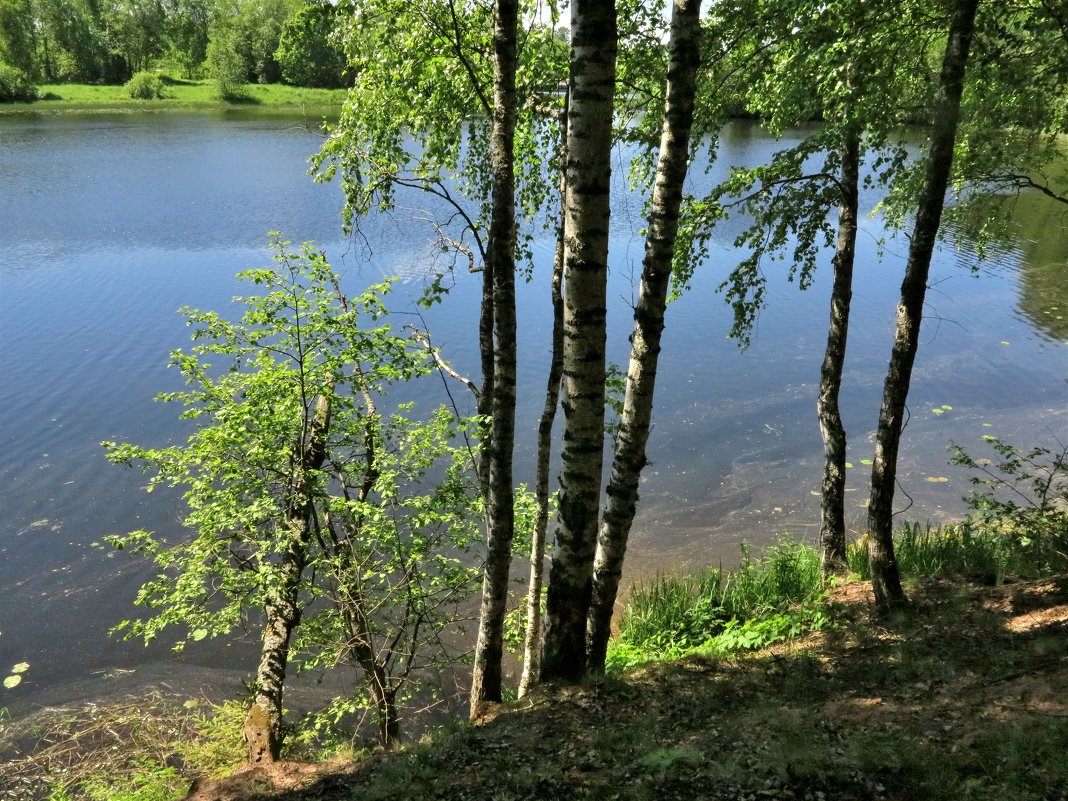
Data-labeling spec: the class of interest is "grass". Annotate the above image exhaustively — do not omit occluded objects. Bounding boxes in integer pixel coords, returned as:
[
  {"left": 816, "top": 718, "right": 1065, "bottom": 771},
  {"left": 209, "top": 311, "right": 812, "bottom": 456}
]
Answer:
[
  {"left": 609, "top": 509, "right": 1068, "bottom": 671},
  {"left": 252, "top": 573, "right": 1068, "bottom": 801},
  {"left": 3, "top": 522, "right": 1066, "bottom": 800},
  {"left": 1, "top": 76, "right": 347, "bottom": 115},
  {"left": 606, "top": 536, "right": 829, "bottom": 670},
  {"left": 847, "top": 516, "right": 1068, "bottom": 584}
]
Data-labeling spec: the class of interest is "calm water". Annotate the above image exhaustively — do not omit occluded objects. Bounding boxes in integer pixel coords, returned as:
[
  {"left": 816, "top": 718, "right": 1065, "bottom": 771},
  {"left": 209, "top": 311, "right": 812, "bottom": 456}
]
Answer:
[{"left": 1, "top": 113, "right": 1065, "bottom": 712}]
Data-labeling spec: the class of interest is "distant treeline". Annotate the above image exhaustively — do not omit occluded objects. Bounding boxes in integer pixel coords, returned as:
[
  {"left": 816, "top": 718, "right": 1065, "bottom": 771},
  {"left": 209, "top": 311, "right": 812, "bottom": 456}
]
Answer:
[{"left": 0, "top": 0, "right": 349, "bottom": 89}]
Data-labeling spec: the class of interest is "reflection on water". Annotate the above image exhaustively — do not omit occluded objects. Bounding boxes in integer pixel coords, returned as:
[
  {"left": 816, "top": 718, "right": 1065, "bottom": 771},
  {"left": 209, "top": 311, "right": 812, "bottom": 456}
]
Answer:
[{"left": 0, "top": 113, "right": 1065, "bottom": 710}]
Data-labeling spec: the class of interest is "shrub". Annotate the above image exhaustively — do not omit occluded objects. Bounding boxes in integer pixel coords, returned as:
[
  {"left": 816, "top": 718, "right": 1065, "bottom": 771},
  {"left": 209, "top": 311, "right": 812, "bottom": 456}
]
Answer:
[
  {"left": 0, "top": 62, "right": 38, "bottom": 102},
  {"left": 125, "top": 71, "right": 168, "bottom": 100}
]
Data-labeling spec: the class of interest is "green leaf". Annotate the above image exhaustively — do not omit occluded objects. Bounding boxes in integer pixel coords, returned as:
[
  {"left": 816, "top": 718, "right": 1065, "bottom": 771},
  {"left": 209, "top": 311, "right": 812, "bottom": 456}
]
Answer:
[
  {"left": 191, "top": 629, "right": 208, "bottom": 642},
  {"left": 3, "top": 675, "right": 21, "bottom": 689},
  {"left": 12, "top": 662, "right": 29, "bottom": 673}
]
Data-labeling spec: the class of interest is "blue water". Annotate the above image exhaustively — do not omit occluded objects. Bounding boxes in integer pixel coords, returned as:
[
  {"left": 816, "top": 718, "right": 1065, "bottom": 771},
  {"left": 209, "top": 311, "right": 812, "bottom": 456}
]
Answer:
[{"left": 0, "top": 112, "right": 1064, "bottom": 709}]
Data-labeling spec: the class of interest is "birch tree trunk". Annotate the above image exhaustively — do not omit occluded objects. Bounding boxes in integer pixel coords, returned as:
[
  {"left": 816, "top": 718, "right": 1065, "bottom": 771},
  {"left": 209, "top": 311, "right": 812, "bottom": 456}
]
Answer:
[
  {"left": 518, "top": 100, "right": 568, "bottom": 694},
  {"left": 585, "top": 0, "right": 701, "bottom": 673},
  {"left": 244, "top": 394, "right": 331, "bottom": 763},
  {"left": 470, "top": 0, "right": 518, "bottom": 712},
  {"left": 867, "top": 0, "right": 980, "bottom": 608},
  {"left": 540, "top": 0, "right": 618, "bottom": 683},
  {"left": 817, "top": 124, "right": 860, "bottom": 576}
]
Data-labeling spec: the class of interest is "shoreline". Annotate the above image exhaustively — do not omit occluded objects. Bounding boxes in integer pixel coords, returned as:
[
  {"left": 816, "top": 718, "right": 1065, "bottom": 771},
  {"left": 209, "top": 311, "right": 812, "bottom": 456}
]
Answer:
[{"left": 0, "top": 79, "right": 346, "bottom": 117}]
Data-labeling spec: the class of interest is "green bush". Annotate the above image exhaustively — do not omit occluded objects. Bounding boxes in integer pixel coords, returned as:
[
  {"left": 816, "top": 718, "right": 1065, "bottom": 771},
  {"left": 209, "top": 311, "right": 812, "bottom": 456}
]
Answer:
[
  {"left": 0, "top": 62, "right": 38, "bottom": 102},
  {"left": 125, "top": 71, "right": 168, "bottom": 100}
]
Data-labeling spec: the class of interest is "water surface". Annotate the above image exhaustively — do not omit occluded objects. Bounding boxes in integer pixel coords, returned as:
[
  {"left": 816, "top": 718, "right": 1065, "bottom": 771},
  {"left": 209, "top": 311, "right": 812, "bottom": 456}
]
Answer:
[{"left": 1, "top": 113, "right": 1065, "bottom": 711}]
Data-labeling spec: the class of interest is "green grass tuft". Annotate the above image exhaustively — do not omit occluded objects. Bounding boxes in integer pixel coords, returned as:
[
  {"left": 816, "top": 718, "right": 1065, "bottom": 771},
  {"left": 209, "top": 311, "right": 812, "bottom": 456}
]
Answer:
[
  {"left": 607, "top": 537, "right": 828, "bottom": 670},
  {"left": 847, "top": 516, "right": 1068, "bottom": 583}
]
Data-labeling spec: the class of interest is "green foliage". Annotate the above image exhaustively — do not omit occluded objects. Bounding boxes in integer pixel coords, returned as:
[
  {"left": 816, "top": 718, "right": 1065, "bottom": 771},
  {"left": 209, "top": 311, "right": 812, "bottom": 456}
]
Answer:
[
  {"left": 275, "top": 2, "right": 346, "bottom": 88},
  {"left": 694, "top": 606, "right": 833, "bottom": 658},
  {"left": 172, "top": 700, "right": 248, "bottom": 779},
  {"left": 850, "top": 436, "right": 1068, "bottom": 582},
  {"left": 164, "top": 0, "right": 211, "bottom": 78},
  {"left": 125, "top": 70, "right": 167, "bottom": 99},
  {"left": 0, "top": 60, "right": 37, "bottom": 101},
  {"left": 209, "top": 0, "right": 298, "bottom": 86},
  {"left": 104, "top": 238, "right": 484, "bottom": 742},
  {"left": 950, "top": 435, "right": 1068, "bottom": 538},
  {"left": 314, "top": 0, "right": 569, "bottom": 275},
  {"left": 205, "top": 27, "right": 248, "bottom": 100},
  {"left": 80, "top": 759, "right": 184, "bottom": 801},
  {"left": 606, "top": 537, "right": 828, "bottom": 671}
]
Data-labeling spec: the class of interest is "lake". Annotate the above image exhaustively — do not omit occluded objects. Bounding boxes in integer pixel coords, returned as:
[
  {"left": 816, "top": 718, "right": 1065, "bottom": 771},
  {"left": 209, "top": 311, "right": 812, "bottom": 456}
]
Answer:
[{"left": 0, "top": 112, "right": 1065, "bottom": 714}]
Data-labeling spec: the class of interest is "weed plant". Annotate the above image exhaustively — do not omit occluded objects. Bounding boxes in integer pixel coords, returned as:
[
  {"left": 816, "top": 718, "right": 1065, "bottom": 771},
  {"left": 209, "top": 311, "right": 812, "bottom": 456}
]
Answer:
[
  {"left": 850, "top": 436, "right": 1067, "bottom": 582},
  {"left": 607, "top": 537, "right": 827, "bottom": 670}
]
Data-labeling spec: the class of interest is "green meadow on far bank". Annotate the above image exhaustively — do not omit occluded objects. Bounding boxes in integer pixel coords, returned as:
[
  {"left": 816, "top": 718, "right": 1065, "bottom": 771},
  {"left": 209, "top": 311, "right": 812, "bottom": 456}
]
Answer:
[{"left": 0, "top": 77, "right": 346, "bottom": 115}]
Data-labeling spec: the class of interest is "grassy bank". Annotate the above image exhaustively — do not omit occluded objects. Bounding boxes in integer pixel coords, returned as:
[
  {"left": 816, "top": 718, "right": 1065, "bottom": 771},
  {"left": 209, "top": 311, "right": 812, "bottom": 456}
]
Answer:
[
  {"left": 608, "top": 513, "right": 1068, "bottom": 671},
  {"left": 0, "top": 77, "right": 347, "bottom": 115},
  {"left": 3, "top": 514, "right": 1065, "bottom": 800}
]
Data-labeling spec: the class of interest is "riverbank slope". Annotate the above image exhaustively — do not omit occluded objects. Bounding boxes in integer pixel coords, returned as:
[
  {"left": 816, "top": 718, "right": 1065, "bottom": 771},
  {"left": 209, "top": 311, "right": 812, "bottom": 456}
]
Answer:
[
  {"left": 6, "top": 573, "right": 1059, "bottom": 801},
  {"left": 185, "top": 574, "right": 1068, "bottom": 801}
]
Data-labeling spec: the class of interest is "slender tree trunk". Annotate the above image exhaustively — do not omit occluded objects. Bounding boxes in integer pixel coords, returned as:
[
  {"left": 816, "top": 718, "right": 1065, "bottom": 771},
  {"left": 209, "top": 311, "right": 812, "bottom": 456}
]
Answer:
[
  {"left": 477, "top": 255, "right": 495, "bottom": 494},
  {"left": 585, "top": 0, "right": 701, "bottom": 673},
  {"left": 470, "top": 0, "right": 519, "bottom": 713},
  {"left": 817, "top": 125, "right": 861, "bottom": 576},
  {"left": 541, "top": 0, "right": 618, "bottom": 683},
  {"left": 867, "top": 0, "right": 980, "bottom": 608},
  {"left": 340, "top": 580, "right": 400, "bottom": 749},
  {"left": 245, "top": 394, "right": 331, "bottom": 763},
  {"left": 328, "top": 375, "right": 400, "bottom": 749},
  {"left": 519, "top": 95, "right": 569, "bottom": 696}
]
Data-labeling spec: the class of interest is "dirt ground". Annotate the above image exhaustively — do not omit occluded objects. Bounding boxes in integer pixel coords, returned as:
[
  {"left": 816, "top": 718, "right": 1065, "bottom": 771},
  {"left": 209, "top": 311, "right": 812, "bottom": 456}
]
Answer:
[
  {"left": 3, "top": 575, "right": 1065, "bottom": 801},
  {"left": 172, "top": 574, "right": 1068, "bottom": 801}
]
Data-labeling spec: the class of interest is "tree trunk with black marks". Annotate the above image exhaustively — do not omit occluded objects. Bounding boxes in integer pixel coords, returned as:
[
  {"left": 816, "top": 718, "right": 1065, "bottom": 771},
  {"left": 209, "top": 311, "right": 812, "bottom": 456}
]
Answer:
[
  {"left": 817, "top": 124, "right": 860, "bottom": 576},
  {"left": 585, "top": 0, "right": 701, "bottom": 673},
  {"left": 540, "top": 0, "right": 617, "bottom": 683},
  {"left": 244, "top": 394, "right": 331, "bottom": 763},
  {"left": 519, "top": 96, "right": 568, "bottom": 695},
  {"left": 867, "top": 0, "right": 980, "bottom": 608},
  {"left": 470, "top": 0, "right": 519, "bottom": 713}
]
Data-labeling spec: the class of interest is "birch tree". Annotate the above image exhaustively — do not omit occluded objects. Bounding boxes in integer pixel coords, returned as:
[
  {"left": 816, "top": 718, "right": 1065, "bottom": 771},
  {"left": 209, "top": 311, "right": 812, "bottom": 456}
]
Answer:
[
  {"left": 105, "top": 243, "right": 483, "bottom": 756},
  {"left": 470, "top": 0, "right": 519, "bottom": 712},
  {"left": 539, "top": 0, "right": 618, "bottom": 682},
  {"left": 867, "top": 0, "right": 981, "bottom": 607},
  {"left": 316, "top": 0, "right": 569, "bottom": 706},
  {"left": 585, "top": 0, "right": 702, "bottom": 673}
]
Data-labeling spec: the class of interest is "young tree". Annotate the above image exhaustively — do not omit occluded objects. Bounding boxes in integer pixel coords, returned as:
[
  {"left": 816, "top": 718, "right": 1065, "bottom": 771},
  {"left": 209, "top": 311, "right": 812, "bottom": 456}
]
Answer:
[
  {"left": 539, "top": 0, "right": 618, "bottom": 682},
  {"left": 206, "top": 22, "right": 246, "bottom": 98},
  {"left": 106, "top": 240, "right": 482, "bottom": 757},
  {"left": 867, "top": 0, "right": 981, "bottom": 608},
  {"left": 518, "top": 86, "right": 568, "bottom": 698},
  {"left": 469, "top": 0, "right": 519, "bottom": 712}
]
